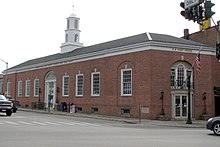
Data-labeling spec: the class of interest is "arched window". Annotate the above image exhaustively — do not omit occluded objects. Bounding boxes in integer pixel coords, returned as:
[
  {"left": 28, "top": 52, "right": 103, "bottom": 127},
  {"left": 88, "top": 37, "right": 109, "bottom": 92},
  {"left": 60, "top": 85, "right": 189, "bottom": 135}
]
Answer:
[
  {"left": 74, "top": 34, "right": 79, "bottom": 42},
  {"left": 170, "top": 62, "right": 192, "bottom": 89},
  {"left": 45, "top": 71, "right": 56, "bottom": 81},
  {"left": 177, "top": 65, "right": 184, "bottom": 86}
]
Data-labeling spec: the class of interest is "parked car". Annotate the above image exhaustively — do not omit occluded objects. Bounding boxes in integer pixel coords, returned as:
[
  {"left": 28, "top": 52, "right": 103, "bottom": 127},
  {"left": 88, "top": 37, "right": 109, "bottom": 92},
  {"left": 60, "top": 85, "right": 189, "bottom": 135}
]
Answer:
[
  {"left": 207, "top": 116, "right": 220, "bottom": 135},
  {"left": 6, "top": 96, "right": 19, "bottom": 113},
  {"left": 0, "top": 95, "right": 13, "bottom": 116}
]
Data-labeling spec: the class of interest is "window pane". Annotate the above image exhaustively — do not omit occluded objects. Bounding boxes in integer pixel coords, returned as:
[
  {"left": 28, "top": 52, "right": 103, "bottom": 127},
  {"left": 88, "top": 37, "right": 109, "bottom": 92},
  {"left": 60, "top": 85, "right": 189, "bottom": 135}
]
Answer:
[
  {"left": 122, "top": 69, "right": 132, "bottom": 95},
  {"left": 76, "top": 75, "right": 83, "bottom": 96},
  {"left": 7, "top": 81, "right": 11, "bottom": 96},
  {"left": 177, "top": 65, "right": 184, "bottom": 86},
  {"left": 18, "top": 81, "right": 22, "bottom": 97},
  {"left": 34, "top": 79, "right": 39, "bottom": 97},
  {"left": 63, "top": 76, "right": 69, "bottom": 96},
  {"left": 170, "top": 69, "right": 175, "bottom": 86},
  {"left": 26, "top": 80, "right": 30, "bottom": 97},
  {"left": 92, "top": 73, "right": 100, "bottom": 95}
]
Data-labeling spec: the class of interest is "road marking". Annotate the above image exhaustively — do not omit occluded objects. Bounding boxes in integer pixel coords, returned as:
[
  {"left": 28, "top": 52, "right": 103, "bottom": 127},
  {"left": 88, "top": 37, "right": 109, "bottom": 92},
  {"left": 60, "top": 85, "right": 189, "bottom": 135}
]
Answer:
[
  {"left": 32, "top": 121, "right": 47, "bottom": 125},
  {"left": 4, "top": 121, "right": 19, "bottom": 125},
  {"left": 70, "top": 122, "right": 100, "bottom": 126},
  {"left": 57, "top": 122, "right": 75, "bottom": 125},
  {"left": 17, "top": 121, "right": 33, "bottom": 125},
  {"left": 45, "top": 121, "right": 61, "bottom": 126}
]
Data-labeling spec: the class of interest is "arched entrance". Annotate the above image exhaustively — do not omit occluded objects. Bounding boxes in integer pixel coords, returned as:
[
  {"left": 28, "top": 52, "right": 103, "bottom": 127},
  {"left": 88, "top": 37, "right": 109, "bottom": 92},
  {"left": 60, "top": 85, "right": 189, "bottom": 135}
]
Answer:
[
  {"left": 170, "top": 62, "right": 194, "bottom": 119},
  {"left": 45, "top": 71, "right": 56, "bottom": 109}
]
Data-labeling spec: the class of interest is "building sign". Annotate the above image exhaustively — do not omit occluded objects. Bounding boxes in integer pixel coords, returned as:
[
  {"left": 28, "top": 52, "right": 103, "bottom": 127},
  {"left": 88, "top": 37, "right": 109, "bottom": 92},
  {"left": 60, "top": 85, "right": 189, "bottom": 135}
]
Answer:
[
  {"left": 184, "top": 0, "right": 200, "bottom": 9},
  {"left": 200, "top": 19, "right": 211, "bottom": 30}
]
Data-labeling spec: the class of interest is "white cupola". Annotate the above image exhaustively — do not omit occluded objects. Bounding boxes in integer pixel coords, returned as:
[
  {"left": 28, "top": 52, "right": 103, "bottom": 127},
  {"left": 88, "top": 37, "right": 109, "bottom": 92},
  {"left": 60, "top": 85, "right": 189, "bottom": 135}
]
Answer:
[{"left": 60, "top": 6, "right": 83, "bottom": 53}]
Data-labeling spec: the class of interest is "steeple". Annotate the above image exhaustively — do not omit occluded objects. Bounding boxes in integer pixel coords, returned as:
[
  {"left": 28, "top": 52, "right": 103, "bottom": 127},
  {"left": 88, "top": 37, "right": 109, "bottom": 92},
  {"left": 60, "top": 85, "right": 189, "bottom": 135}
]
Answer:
[{"left": 60, "top": 5, "right": 83, "bottom": 53}]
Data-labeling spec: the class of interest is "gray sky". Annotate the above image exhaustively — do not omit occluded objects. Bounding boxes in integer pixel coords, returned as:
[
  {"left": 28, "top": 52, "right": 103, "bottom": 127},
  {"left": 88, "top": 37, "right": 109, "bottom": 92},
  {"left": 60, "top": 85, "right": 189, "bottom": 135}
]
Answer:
[{"left": 0, "top": 0, "right": 219, "bottom": 73}]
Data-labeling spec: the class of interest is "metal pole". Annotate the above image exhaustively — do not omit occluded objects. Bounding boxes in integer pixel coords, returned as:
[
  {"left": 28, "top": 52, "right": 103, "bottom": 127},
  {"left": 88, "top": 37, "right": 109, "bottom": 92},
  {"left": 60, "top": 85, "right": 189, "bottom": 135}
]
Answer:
[
  {"left": 186, "top": 70, "right": 192, "bottom": 124},
  {"left": 139, "top": 104, "right": 141, "bottom": 123}
]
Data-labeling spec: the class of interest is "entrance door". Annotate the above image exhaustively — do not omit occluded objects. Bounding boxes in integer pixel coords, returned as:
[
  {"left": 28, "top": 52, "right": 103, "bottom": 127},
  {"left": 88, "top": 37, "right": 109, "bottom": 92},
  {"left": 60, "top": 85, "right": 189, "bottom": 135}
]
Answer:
[
  {"left": 175, "top": 95, "right": 187, "bottom": 118},
  {"left": 45, "top": 71, "right": 56, "bottom": 109},
  {"left": 45, "top": 81, "right": 56, "bottom": 108},
  {"left": 215, "top": 96, "right": 220, "bottom": 116}
]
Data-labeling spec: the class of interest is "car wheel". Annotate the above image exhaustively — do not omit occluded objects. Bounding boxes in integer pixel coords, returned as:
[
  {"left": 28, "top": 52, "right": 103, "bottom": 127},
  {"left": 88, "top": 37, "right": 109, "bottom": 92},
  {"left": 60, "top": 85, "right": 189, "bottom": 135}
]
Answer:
[
  {"left": 6, "top": 109, "right": 12, "bottom": 116},
  {"left": 213, "top": 122, "right": 220, "bottom": 135},
  {"left": 13, "top": 108, "right": 17, "bottom": 113}
]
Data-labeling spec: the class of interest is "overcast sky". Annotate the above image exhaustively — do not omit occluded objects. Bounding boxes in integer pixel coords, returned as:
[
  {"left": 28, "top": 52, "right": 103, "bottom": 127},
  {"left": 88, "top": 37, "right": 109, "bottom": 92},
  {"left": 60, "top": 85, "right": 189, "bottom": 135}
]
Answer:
[{"left": 0, "top": 0, "right": 219, "bottom": 73}]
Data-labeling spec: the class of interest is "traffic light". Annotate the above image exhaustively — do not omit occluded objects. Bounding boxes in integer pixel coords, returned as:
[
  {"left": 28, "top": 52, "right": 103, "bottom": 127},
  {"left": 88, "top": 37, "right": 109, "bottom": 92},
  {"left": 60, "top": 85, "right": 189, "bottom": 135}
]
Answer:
[
  {"left": 180, "top": 2, "right": 193, "bottom": 21},
  {"left": 198, "top": 6, "right": 204, "bottom": 21},
  {"left": 216, "top": 42, "right": 220, "bottom": 60},
  {"left": 204, "top": 0, "right": 215, "bottom": 20},
  {"left": 180, "top": 2, "right": 187, "bottom": 18}
]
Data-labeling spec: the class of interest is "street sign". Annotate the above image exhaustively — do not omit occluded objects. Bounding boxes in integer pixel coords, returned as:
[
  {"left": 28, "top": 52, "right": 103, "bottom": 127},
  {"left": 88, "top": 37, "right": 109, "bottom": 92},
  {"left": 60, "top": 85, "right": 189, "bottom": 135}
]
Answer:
[
  {"left": 184, "top": 0, "right": 200, "bottom": 9},
  {"left": 199, "top": 19, "right": 211, "bottom": 30}
]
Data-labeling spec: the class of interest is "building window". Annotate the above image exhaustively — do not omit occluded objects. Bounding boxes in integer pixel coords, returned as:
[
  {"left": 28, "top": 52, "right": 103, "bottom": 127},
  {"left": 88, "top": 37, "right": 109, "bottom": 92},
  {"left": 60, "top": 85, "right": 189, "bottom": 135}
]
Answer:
[
  {"left": 67, "top": 19, "right": 70, "bottom": 29},
  {"left": 18, "top": 80, "right": 22, "bottom": 97},
  {"left": 91, "top": 107, "right": 98, "bottom": 113},
  {"left": 170, "top": 68, "right": 175, "bottom": 86},
  {"left": 65, "top": 34, "right": 68, "bottom": 42},
  {"left": 121, "top": 108, "right": 131, "bottom": 117},
  {"left": 91, "top": 72, "right": 100, "bottom": 96},
  {"left": 74, "top": 34, "right": 79, "bottom": 42},
  {"left": 177, "top": 65, "right": 184, "bottom": 86},
  {"left": 7, "top": 81, "right": 11, "bottom": 96},
  {"left": 76, "top": 74, "right": 83, "bottom": 97},
  {"left": 62, "top": 76, "right": 69, "bottom": 96},
  {"left": 121, "top": 69, "right": 132, "bottom": 96},
  {"left": 34, "top": 79, "right": 39, "bottom": 97},
  {"left": 76, "top": 107, "right": 82, "bottom": 112},
  {"left": 25, "top": 80, "right": 30, "bottom": 97},
  {"left": 74, "top": 19, "right": 79, "bottom": 29}
]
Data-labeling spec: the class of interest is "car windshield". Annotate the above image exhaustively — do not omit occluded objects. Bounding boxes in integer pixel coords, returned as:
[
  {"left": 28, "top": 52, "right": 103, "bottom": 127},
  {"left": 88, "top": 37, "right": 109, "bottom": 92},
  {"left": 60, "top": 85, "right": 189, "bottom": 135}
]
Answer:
[{"left": 0, "top": 95, "right": 7, "bottom": 100}]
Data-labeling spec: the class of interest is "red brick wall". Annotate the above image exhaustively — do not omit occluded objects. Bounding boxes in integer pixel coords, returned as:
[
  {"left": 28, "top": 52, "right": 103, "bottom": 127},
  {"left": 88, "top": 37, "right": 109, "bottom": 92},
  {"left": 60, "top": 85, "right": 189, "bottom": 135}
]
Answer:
[{"left": 4, "top": 49, "right": 220, "bottom": 119}]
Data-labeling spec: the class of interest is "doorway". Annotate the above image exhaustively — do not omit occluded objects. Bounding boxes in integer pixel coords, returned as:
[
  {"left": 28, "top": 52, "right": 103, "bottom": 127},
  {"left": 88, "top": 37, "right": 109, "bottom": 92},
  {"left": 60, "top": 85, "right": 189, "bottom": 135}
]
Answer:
[
  {"left": 215, "top": 96, "right": 220, "bottom": 116},
  {"left": 174, "top": 95, "right": 187, "bottom": 118},
  {"left": 45, "top": 71, "right": 56, "bottom": 109}
]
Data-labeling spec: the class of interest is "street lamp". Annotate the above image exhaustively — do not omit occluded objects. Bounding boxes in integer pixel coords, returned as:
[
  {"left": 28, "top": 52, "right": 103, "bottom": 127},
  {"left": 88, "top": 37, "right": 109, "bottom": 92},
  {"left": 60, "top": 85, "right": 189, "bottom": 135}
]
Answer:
[
  {"left": 0, "top": 59, "right": 8, "bottom": 95},
  {"left": 186, "top": 70, "right": 192, "bottom": 124},
  {"left": 160, "top": 91, "right": 165, "bottom": 115}
]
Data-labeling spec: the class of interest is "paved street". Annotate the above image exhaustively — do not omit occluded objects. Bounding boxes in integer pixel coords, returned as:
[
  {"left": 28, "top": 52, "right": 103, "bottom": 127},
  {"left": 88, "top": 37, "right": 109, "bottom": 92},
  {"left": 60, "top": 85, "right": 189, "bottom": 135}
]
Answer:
[{"left": 0, "top": 111, "right": 219, "bottom": 147}]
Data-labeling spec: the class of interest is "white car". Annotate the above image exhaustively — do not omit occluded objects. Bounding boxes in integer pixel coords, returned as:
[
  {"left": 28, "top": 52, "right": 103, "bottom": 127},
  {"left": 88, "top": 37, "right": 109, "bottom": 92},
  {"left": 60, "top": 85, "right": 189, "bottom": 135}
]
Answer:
[{"left": 0, "top": 95, "right": 13, "bottom": 116}]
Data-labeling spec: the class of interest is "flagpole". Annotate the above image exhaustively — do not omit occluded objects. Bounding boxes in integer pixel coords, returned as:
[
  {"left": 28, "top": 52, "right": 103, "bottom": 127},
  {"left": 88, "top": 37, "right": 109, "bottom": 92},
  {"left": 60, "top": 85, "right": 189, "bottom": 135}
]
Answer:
[{"left": 191, "top": 46, "right": 202, "bottom": 69}]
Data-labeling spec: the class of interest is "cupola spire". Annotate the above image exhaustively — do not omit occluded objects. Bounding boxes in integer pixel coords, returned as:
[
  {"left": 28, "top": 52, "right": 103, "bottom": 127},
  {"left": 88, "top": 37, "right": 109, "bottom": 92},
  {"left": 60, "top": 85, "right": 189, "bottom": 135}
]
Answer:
[{"left": 60, "top": 5, "right": 83, "bottom": 53}]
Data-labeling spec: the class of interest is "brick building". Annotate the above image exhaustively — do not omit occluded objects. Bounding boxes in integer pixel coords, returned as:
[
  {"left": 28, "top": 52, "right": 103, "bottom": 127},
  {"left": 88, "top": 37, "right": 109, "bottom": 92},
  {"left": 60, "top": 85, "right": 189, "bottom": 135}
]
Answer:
[{"left": 1, "top": 11, "right": 220, "bottom": 120}]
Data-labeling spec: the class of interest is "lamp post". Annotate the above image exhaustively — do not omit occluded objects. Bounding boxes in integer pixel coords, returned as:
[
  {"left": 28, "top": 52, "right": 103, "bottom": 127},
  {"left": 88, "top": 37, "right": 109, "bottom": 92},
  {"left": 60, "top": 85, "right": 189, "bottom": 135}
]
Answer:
[
  {"left": 203, "top": 92, "right": 207, "bottom": 115},
  {"left": 186, "top": 70, "right": 192, "bottom": 124},
  {"left": 0, "top": 59, "right": 8, "bottom": 95},
  {"left": 160, "top": 91, "right": 165, "bottom": 115}
]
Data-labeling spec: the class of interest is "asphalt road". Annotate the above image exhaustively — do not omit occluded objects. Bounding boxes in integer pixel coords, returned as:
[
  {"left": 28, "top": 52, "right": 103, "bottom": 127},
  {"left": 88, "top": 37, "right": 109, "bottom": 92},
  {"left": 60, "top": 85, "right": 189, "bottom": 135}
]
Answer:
[{"left": 0, "top": 111, "right": 219, "bottom": 147}]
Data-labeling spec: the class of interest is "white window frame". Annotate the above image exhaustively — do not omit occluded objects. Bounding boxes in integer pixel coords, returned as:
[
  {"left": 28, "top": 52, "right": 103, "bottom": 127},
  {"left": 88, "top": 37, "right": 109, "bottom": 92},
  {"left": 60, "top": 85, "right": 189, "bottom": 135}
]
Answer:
[
  {"left": 62, "top": 75, "right": 69, "bottom": 97},
  {"left": 91, "top": 72, "right": 100, "bottom": 96},
  {"left": 18, "top": 80, "right": 22, "bottom": 97},
  {"left": 7, "top": 81, "right": 11, "bottom": 97},
  {"left": 25, "top": 80, "right": 30, "bottom": 97},
  {"left": 76, "top": 74, "right": 84, "bottom": 97},
  {"left": 34, "top": 79, "right": 39, "bottom": 97},
  {"left": 121, "top": 68, "right": 132, "bottom": 96}
]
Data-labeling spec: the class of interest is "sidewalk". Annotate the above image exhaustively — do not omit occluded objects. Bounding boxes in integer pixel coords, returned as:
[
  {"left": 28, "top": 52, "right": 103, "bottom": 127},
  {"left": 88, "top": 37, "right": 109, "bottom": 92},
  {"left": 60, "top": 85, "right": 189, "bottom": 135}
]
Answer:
[{"left": 18, "top": 108, "right": 206, "bottom": 128}]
